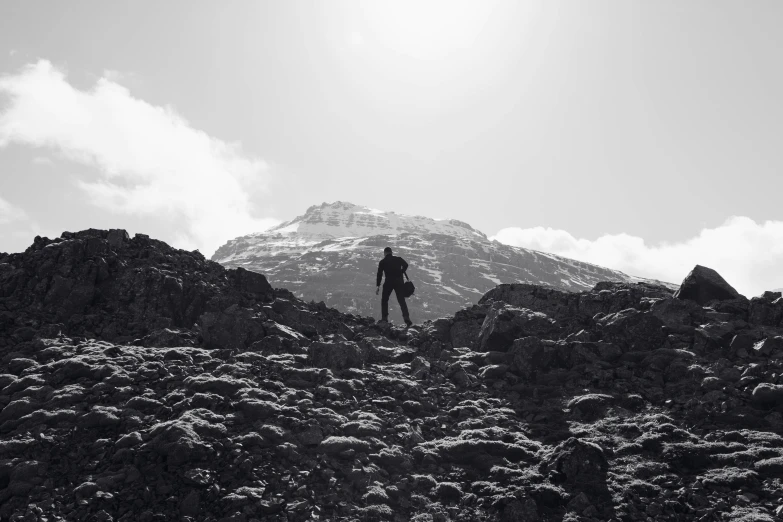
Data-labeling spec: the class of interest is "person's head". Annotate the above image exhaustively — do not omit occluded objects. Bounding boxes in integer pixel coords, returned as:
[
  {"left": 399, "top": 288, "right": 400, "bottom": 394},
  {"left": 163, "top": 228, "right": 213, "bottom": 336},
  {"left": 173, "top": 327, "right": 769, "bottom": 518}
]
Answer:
[{"left": 384, "top": 247, "right": 392, "bottom": 256}]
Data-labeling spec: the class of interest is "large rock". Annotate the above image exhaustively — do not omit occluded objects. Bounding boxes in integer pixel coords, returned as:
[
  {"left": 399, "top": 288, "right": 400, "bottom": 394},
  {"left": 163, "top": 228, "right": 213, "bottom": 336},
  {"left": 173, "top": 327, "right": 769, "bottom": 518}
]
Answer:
[
  {"left": 674, "top": 265, "right": 741, "bottom": 305},
  {"left": 0, "top": 229, "right": 276, "bottom": 344},
  {"left": 752, "top": 383, "right": 783, "bottom": 406},
  {"left": 748, "top": 292, "right": 783, "bottom": 327},
  {"left": 509, "top": 337, "right": 566, "bottom": 380},
  {"left": 650, "top": 297, "right": 699, "bottom": 331},
  {"left": 597, "top": 309, "right": 666, "bottom": 352},
  {"left": 478, "top": 303, "right": 556, "bottom": 351},
  {"left": 228, "top": 266, "right": 273, "bottom": 297},
  {"left": 479, "top": 284, "right": 575, "bottom": 319},
  {"left": 754, "top": 336, "right": 783, "bottom": 357},
  {"left": 541, "top": 438, "right": 608, "bottom": 495}
]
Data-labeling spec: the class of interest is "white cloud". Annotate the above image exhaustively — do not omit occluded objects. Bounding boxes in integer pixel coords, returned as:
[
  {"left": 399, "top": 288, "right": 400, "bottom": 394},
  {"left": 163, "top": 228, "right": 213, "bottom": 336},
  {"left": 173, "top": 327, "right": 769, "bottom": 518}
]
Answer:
[
  {"left": 491, "top": 216, "right": 783, "bottom": 298},
  {"left": 0, "top": 195, "right": 27, "bottom": 225},
  {"left": 0, "top": 60, "right": 279, "bottom": 255}
]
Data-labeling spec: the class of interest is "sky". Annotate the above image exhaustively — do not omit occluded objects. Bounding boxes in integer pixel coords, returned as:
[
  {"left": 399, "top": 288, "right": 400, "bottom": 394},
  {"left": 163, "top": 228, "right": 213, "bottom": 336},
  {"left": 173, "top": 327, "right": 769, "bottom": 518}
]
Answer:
[{"left": 1, "top": 1, "right": 782, "bottom": 296}]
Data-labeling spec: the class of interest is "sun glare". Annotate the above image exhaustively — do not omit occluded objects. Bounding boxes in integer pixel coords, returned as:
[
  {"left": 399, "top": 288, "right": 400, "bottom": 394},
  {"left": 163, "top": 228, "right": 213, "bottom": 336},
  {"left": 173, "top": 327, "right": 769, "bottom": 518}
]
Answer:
[{"left": 358, "top": 0, "right": 496, "bottom": 60}]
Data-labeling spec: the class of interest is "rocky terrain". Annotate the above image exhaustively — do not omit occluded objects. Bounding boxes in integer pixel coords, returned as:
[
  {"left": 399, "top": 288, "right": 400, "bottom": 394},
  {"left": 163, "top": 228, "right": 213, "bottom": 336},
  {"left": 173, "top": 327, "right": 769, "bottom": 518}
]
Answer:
[
  {"left": 1, "top": 229, "right": 783, "bottom": 522},
  {"left": 212, "top": 202, "right": 671, "bottom": 322}
]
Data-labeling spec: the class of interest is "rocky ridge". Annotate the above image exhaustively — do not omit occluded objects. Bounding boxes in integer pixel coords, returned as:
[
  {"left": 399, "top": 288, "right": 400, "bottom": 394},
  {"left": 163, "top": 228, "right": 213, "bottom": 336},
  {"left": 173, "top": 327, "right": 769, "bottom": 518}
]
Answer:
[
  {"left": 212, "top": 202, "right": 671, "bottom": 322},
  {"left": 1, "top": 230, "right": 783, "bottom": 521}
]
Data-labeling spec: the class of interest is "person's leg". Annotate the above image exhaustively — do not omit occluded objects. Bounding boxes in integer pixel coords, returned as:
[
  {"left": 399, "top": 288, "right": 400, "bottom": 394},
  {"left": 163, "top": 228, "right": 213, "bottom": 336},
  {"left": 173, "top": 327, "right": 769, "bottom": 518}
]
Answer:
[
  {"left": 394, "top": 280, "right": 410, "bottom": 323},
  {"left": 381, "top": 284, "right": 393, "bottom": 320}
]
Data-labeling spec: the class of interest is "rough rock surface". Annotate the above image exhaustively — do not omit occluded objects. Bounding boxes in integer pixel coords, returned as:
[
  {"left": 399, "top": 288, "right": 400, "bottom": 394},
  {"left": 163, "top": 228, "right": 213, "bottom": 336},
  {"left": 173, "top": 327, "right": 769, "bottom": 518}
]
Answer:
[
  {"left": 674, "top": 264, "right": 742, "bottom": 305},
  {"left": 1, "top": 230, "right": 783, "bottom": 522},
  {"left": 212, "top": 201, "right": 675, "bottom": 323}
]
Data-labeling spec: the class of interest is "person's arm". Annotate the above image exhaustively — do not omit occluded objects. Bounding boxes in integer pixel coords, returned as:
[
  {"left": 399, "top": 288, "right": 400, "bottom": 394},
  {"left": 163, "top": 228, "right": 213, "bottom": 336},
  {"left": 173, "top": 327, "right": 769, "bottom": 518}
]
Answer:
[
  {"left": 401, "top": 257, "right": 408, "bottom": 275},
  {"left": 377, "top": 260, "right": 384, "bottom": 287}
]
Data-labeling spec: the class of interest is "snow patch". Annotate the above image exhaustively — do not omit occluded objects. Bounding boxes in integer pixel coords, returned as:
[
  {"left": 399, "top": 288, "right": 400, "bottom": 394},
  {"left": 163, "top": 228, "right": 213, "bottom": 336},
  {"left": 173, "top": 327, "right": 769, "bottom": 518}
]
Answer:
[
  {"left": 276, "top": 222, "right": 300, "bottom": 234},
  {"left": 418, "top": 267, "right": 443, "bottom": 284},
  {"left": 482, "top": 273, "right": 502, "bottom": 285}
]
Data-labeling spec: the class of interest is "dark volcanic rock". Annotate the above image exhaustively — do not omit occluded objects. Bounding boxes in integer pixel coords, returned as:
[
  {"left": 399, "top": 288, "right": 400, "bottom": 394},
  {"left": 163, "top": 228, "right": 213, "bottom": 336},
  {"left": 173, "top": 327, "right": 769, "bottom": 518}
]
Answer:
[
  {"left": 0, "top": 229, "right": 275, "bottom": 344},
  {"left": 598, "top": 308, "right": 667, "bottom": 352},
  {"left": 309, "top": 340, "right": 364, "bottom": 370},
  {"left": 674, "top": 264, "right": 742, "bottom": 305},
  {"left": 478, "top": 303, "right": 556, "bottom": 351},
  {"left": 1, "top": 230, "right": 783, "bottom": 522},
  {"left": 542, "top": 437, "right": 608, "bottom": 494},
  {"left": 752, "top": 383, "right": 783, "bottom": 406},
  {"left": 749, "top": 291, "right": 783, "bottom": 327}
]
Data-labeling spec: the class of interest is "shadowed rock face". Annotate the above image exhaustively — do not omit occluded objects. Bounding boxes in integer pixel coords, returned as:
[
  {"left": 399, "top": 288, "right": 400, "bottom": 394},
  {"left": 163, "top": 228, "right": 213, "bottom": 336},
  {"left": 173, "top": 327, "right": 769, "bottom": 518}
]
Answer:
[
  {"left": 1, "top": 232, "right": 783, "bottom": 521},
  {"left": 674, "top": 264, "right": 741, "bottom": 305},
  {"left": 0, "top": 229, "right": 277, "bottom": 345},
  {"left": 212, "top": 202, "right": 673, "bottom": 323}
]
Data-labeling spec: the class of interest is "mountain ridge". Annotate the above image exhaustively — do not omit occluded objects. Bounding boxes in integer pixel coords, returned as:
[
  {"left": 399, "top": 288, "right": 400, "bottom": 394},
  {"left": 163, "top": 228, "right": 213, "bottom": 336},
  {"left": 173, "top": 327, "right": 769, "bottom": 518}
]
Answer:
[{"left": 213, "top": 201, "right": 675, "bottom": 322}]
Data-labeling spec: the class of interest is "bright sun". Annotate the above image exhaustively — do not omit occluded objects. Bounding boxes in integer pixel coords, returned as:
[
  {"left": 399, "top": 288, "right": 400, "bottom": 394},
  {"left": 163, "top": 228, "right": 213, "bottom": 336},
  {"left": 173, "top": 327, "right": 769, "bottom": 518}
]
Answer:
[{"left": 358, "top": 0, "right": 497, "bottom": 60}]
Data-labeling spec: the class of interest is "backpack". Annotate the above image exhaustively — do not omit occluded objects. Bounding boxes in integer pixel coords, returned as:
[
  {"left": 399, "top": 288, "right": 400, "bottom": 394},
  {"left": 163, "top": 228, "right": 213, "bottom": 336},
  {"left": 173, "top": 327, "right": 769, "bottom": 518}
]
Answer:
[{"left": 403, "top": 272, "right": 415, "bottom": 298}]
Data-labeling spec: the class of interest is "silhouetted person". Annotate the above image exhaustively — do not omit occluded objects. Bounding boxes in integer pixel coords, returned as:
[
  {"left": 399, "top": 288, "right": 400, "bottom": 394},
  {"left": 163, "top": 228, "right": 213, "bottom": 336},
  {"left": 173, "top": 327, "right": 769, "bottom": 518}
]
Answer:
[{"left": 376, "top": 247, "right": 412, "bottom": 326}]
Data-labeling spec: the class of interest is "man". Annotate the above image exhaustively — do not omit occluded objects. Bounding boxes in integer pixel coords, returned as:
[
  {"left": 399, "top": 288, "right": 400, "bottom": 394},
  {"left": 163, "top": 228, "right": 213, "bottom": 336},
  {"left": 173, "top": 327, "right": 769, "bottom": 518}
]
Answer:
[{"left": 376, "top": 247, "right": 412, "bottom": 326}]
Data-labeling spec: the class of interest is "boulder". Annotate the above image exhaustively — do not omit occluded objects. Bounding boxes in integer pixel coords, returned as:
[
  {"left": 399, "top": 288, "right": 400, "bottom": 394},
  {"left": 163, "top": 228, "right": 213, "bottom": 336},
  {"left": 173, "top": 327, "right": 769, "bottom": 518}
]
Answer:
[
  {"left": 597, "top": 309, "right": 666, "bottom": 352},
  {"left": 650, "top": 298, "right": 698, "bottom": 331},
  {"left": 478, "top": 303, "right": 556, "bottom": 351},
  {"left": 238, "top": 400, "right": 281, "bottom": 422},
  {"left": 730, "top": 333, "right": 755, "bottom": 356},
  {"left": 480, "top": 284, "right": 574, "bottom": 319},
  {"left": 693, "top": 322, "right": 736, "bottom": 353},
  {"left": 424, "top": 317, "right": 452, "bottom": 343},
  {"left": 228, "top": 267, "right": 273, "bottom": 297},
  {"left": 509, "top": 337, "right": 566, "bottom": 380},
  {"left": 752, "top": 383, "right": 783, "bottom": 406},
  {"left": 410, "top": 356, "right": 431, "bottom": 380},
  {"left": 567, "top": 394, "right": 615, "bottom": 420},
  {"left": 674, "top": 265, "right": 741, "bottom": 305},
  {"left": 107, "top": 229, "right": 130, "bottom": 249},
  {"left": 754, "top": 337, "right": 783, "bottom": 357},
  {"left": 748, "top": 293, "right": 783, "bottom": 326},
  {"left": 541, "top": 438, "right": 608, "bottom": 495},
  {"left": 579, "top": 282, "right": 673, "bottom": 317}
]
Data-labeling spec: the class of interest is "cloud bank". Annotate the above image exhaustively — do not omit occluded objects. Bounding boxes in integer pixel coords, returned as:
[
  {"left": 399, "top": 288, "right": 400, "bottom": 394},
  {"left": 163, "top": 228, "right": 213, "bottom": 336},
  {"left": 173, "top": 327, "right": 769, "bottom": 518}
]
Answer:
[
  {"left": 492, "top": 216, "right": 783, "bottom": 298},
  {"left": 0, "top": 60, "right": 278, "bottom": 255}
]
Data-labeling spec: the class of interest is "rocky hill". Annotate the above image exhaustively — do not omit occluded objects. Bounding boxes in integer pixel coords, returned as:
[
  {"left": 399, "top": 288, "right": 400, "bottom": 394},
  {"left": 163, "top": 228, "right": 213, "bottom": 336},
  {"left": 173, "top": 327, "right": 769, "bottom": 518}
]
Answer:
[
  {"left": 212, "top": 202, "right": 668, "bottom": 323},
  {"left": 1, "top": 229, "right": 783, "bottom": 522}
]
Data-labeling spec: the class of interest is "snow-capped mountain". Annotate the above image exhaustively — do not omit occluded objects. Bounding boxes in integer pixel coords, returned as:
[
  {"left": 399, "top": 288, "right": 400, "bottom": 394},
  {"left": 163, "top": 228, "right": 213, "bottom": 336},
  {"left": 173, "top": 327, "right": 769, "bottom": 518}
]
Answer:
[{"left": 212, "top": 202, "right": 669, "bottom": 322}]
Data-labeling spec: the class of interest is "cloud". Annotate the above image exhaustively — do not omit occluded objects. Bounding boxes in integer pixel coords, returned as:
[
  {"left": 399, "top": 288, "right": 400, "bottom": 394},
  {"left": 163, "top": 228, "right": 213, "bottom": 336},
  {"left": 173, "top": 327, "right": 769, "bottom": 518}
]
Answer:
[
  {"left": 31, "top": 156, "right": 54, "bottom": 166},
  {"left": 491, "top": 216, "right": 783, "bottom": 298},
  {"left": 0, "top": 195, "right": 28, "bottom": 225},
  {"left": 102, "top": 69, "right": 127, "bottom": 82},
  {"left": 0, "top": 60, "right": 279, "bottom": 255}
]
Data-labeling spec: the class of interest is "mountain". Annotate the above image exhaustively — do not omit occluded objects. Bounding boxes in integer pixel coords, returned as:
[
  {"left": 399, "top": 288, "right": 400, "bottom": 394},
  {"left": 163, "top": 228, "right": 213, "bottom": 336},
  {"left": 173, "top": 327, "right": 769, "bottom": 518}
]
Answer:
[
  {"left": 213, "top": 202, "right": 670, "bottom": 322},
  {"left": 1, "top": 229, "right": 782, "bottom": 521}
]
